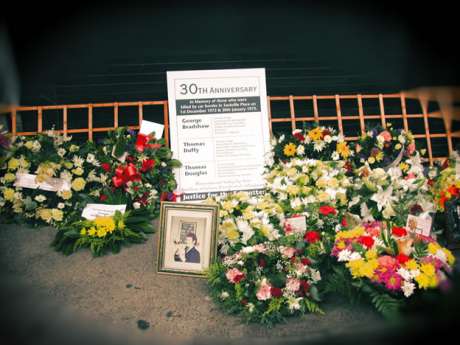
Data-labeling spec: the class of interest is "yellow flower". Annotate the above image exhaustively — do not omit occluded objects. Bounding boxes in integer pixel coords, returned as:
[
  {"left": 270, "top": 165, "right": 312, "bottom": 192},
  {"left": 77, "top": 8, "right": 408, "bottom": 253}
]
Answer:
[
  {"left": 97, "top": 228, "right": 107, "bottom": 238},
  {"left": 336, "top": 226, "right": 365, "bottom": 240},
  {"left": 347, "top": 259, "right": 365, "bottom": 278},
  {"left": 327, "top": 178, "right": 339, "bottom": 188},
  {"left": 316, "top": 177, "right": 328, "bottom": 188},
  {"left": 221, "top": 220, "right": 239, "bottom": 240},
  {"left": 317, "top": 192, "right": 330, "bottom": 202},
  {"left": 64, "top": 161, "right": 73, "bottom": 169},
  {"left": 308, "top": 127, "right": 323, "bottom": 141},
  {"left": 365, "top": 249, "right": 378, "bottom": 260},
  {"left": 361, "top": 259, "right": 379, "bottom": 278},
  {"left": 19, "top": 156, "right": 30, "bottom": 169},
  {"left": 260, "top": 224, "right": 272, "bottom": 239},
  {"left": 442, "top": 248, "right": 455, "bottom": 266},
  {"left": 219, "top": 210, "right": 228, "bottom": 218},
  {"left": 71, "top": 167, "right": 84, "bottom": 176},
  {"left": 88, "top": 227, "right": 97, "bottom": 236},
  {"left": 4, "top": 173, "right": 16, "bottom": 182},
  {"left": 399, "top": 162, "right": 409, "bottom": 172},
  {"left": 51, "top": 209, "right": 64, "bottom": 221},
  {"left": 368, "top": 157, "right": 376, "bottom": 164},
  {"left": 24, "top": 141, "right": 34, "bottom": 149},
  {"left": 38, "top": 208, "right": 53, "bottom": 223},
  {"left": 286, "top": 167, "right": 297, "bottom": 177},
  {"left": 337, "top": 192, "right": 348, "bottom": 205},
  {"left": 242, "top": 206, "right": 254, "bottom": 220},
  {"left": 8, "top": 158, "right": 20, "bottom": 170},
  {"left": 415, "top": 273, "right": 437, "bottom": 289},
  {"left": 283, "top": 143, "right": 297, "bottom": 157},
  {"left": 336, "top": 142, "right": 351, "bottom": 158},
  {"left": 3, "top": 188, "right": 15, "bottom": 201},
  {"left": 71, "top": 178, "right": 86, "bottom": 191},
  {"left": 59, "top": 190, "right": 73, "bottom": 200},
  {"left": 428, "top": 242, "right": 441, "bottom": 255},
  {"left": 420, "top": 263, "right": 436, "bottom": 277},
  {"left": 405, "top": 259, "right": 418, "bottom": 271},
  {"left": 375, "top": 151, "right": 384, "bottom": 162},
  {"left": 395, "top": 143, "right": 402, "bottom": 150},
  {"left": 94, "top": 216, "right": 116, "bottom": 233},
  {"left": 80, "top": 228, "right": 87, "bottom": 236},
  {"left": 286, "top": 185, "right": 300, "bottom": 195},
  {"left": 336, "top": 241, "right": 346, "bottom": 250}
]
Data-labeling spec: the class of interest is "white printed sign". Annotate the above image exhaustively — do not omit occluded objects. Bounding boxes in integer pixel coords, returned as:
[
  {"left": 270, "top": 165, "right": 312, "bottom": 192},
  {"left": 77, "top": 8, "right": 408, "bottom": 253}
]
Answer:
[
  {"left": 139, "top": 120, "right": 164, "bottom": 138},
  {"left": 81, "top": 204, "right": 127, "bottom": 220},
  {"left": 406, "top": 214, "right": 432, "bottom": 237},
  {"left": 285, "top": 216, "right": 307, "bottom": 233},
  {"left": 167, "top": 68, "right": 271, "bottom": 201},
  {"left": 14, "top": 173, "right": 71, "bottom": 192}
]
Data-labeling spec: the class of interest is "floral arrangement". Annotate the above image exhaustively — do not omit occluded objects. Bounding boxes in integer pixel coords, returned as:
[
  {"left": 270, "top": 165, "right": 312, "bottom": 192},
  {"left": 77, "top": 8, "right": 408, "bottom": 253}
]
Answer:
[
  {"left": 328, "top": 220, "right": 455, "bottom": 316},
  {"left": 52, "top": 208, "right": 155, "bottom": 256},
  {"left": 95, "top": 127, "right": 181, "bottom": 218},
  {"left": 208, "top": 191, "right": 326, "bottom": 325},
  {"left": 0, "top": 130, "right": 106, "bottom": 226},
  {"left": 430, "top": 155, "right": 460, "bottom": 211},
  {"left": 349, "top": 123, "right": 417, "bottom": 169},
  {"left": 269, "top": 125, "right": 352, "bottom": 164},
  {"left": 348, "top": 153, "right": 435, "bottom": 224}
]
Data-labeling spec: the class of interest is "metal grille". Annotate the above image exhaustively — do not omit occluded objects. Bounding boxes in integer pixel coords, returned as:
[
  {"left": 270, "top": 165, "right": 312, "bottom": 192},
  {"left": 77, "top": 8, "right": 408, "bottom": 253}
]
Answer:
[{"left": 5, "top": 92, "right": 456, "bottom": 165}]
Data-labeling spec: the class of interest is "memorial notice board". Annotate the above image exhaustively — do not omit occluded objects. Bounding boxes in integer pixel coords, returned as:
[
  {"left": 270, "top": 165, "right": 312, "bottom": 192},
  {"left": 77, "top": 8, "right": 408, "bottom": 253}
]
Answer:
[{"left": 167, "top": 68, "right": 271, "bottom": 201}]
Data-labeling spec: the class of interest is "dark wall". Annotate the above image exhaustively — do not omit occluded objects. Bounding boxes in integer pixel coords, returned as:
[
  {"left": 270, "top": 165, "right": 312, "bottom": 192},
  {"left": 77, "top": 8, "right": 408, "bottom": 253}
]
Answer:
[{"left": 4, "top": 1, "right": 459, "bottom": 106}]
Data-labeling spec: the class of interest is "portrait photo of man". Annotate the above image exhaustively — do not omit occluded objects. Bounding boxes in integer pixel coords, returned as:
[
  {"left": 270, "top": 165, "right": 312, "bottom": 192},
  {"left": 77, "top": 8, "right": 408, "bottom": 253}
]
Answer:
[{"left": 174, "top": 232, "right": 201, "bottom": 264}]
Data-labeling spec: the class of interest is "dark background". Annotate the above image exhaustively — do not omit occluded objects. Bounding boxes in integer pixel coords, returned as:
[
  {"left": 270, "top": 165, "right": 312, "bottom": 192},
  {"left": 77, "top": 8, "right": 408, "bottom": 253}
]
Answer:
[{"left": 2, "top": 0, "right": 459, "bottom": 106}]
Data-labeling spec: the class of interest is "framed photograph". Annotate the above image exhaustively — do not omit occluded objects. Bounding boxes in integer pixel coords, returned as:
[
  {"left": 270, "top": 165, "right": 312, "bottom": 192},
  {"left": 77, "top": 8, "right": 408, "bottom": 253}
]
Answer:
[{"left": 157, "top": 202, "right": 219, "bottom": 277}]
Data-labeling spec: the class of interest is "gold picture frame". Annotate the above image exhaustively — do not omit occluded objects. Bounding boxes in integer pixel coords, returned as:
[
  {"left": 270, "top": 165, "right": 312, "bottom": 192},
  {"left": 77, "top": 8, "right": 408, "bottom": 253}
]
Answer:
[{"left": 157, "top": 202, "right": 219, "bottom": 277}]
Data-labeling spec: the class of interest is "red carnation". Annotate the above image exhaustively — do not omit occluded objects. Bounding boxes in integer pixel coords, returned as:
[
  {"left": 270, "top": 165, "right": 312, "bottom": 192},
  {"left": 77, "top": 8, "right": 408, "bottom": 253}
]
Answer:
[
  {"left": 300, "top": 280, "right": 310, "bottom": 293},
  {"left": 319, "top": 205, "right": 337, "bottom": 216},
  {"left": 392, "top": 226, "right": 407, "bottom": 237},
  {"left": 101, "top": 163, "right": 111, "bottom": 172},
  {"left": 99, "top": 194, "right": 108, "bottom": 202},
  {"left": 293, "top": 132, "right": 305, "bottom": 141},
  {"left": 270, "top": 287, "right": 283, "bottom": 298},
  {"left": 141, "top": 159, "right": 155, "bottom": 173},
  {"left": 358, "top": 236, "right": 374, "bottom": 248},
  {"left": 448, "top": 185, "right": 459, "bottom": 197},
  {"left": 240, "top": 298, "right": 248, "bottom": 305},
  {"left": 304, "top": 231, "right": 321, "bottom": 243},
  {"left": 301, "top": 258, "right": 311, "bottom": 266},
  {"left": 341, "top": 217, "right": 348, "bottom": 228},
  {"left": 396, "top": 253, "right": 410, "bottom": 264}
]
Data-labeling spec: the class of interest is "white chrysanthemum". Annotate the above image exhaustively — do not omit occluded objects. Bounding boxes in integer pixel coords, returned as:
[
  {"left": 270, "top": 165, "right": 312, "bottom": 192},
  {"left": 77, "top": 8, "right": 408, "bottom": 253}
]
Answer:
[
  {"left": 311, "top": 269, "right": 322, "bottom": 282},
  {"left": 349, "top": 252, "right": 362, "bottom": 261},
  {"left": 296, "top": 145, "right": 305, "bottom": 156},
  {"left": 279, "top": 134, "right": 285, "bottom": 143},
  {"left": 133, "top": 202, "right": 141, "bottom": 209},
  {"left": 331, "top": 151, "right": 340, "bottom": 161},
  {"left": 402, "top": 281, "right": 415, "bottom": 298},
  {"left": 397, "top": 268, "right": 412, "bottom": 281},
  {"left": 31, "top": 141, "right": 41, "bottom": 152},
  {"left": 57, "top": 202, "right": 65, "bottom": 209},
  {"left": 72, "top": 156, "right": 84, "bottom": 167},
  {"left": 313, "top": 140, "right": 325, "bottom": 152},
  {"left": 290, "top": 197, "right": 303, "bottom": 210},
  {"left": 220, "top": 291, "right": 229, "bottom": 300},
  {"left": 337, "top": 249, "right": 352, "bottom": 262},
  {"left": 324, "top": 135, "right": 332, "bottom": 143}
]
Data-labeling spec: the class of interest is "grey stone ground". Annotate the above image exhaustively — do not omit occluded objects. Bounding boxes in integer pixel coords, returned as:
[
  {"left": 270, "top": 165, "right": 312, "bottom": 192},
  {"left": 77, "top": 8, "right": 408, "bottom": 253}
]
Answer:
[{"left": 0, "top": 222, "right": 390, "bottom": 343}]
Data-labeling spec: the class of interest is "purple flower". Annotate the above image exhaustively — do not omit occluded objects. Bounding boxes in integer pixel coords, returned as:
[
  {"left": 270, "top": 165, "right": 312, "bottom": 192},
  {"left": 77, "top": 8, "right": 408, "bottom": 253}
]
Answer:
[{"left": 0, "top": 133, "right": 10, "bottom": 149}]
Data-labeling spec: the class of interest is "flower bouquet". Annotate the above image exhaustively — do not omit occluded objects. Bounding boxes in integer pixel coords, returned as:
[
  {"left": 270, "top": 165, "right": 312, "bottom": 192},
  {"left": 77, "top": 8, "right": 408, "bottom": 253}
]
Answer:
[
  {"left": 269, "top": 125, "right": 352, "bottom": 164},
  {"left": 208, "top": 241, "right": 323, "bottom": 326},
  {"left": 328, "top": 221, "right": 455, "bottom": 317},
  {"left": 348, "top": 154, "right": 434, "bottom": 224},
  {"left": 52, "top": 208, "right": 155, "bottom": 256},
  {"left": 95, "top": 127, "right": 181, "bottom": 218},
  {"left": 0, "top": 131, "right": 105, "bottom": 227},
  {"left": 349, "top": 124, "right": 417, "bottom": 169},
  {"left": 208, "top": 191, "right": 325, "bottom": 325}
]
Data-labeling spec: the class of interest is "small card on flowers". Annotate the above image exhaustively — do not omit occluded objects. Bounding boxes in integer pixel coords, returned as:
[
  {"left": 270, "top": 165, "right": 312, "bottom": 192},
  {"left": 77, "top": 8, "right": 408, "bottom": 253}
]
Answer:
[
  {"left": 81, "top": 203, "right": 127, "bottom": 220},
  {"left": 406, "top": 214, "right": 432, "bottom": 237},
  {"left": 139, "top": 120, "right": 164, "bottom": 138},
  {"left": 14, "top": 173, "right": 71, "bottom": 192},
  {"left": 285, "top": 216, "right": 307, "bottom": 233}
]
